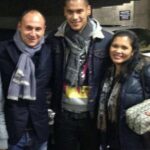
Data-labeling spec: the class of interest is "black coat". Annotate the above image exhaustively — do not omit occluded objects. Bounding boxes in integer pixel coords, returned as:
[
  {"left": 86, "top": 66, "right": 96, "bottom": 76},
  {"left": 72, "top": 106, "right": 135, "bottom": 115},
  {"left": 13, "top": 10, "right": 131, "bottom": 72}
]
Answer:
[
  {"left": 102, "top": 57, "right": 150, "bottom": 150},
  {"left": 0, "top": 40, "right": 52, "bottom": 144},
  {"left": 119, "top": 62, "right": 150, "bottom": 150}
]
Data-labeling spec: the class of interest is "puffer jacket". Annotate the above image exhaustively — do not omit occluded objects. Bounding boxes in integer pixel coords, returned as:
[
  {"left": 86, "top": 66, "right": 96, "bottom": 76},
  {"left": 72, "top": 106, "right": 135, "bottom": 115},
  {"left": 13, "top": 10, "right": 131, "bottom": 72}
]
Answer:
[
  {"left": 102, "top": 56, "right": 150, "bottom": 150},
  {"left": 119, "top": 57, "right": 150, "bottom": 150}
]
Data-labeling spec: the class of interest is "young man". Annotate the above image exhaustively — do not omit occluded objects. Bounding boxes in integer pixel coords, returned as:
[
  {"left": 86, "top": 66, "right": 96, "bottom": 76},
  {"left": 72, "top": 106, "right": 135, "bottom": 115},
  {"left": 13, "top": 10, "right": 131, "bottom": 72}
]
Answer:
[
  {"left": 0, "top": 10, "right": 52, "bottom": 150},
  {"left": 49, "top": 0, "right": 112, "bottom": 150}
]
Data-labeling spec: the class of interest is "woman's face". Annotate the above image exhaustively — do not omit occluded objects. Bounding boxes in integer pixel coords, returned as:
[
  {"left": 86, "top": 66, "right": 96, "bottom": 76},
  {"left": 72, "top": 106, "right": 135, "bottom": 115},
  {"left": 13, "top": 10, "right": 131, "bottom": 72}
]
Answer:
[{"left": 109, "top": 36, "right": 133, "bottom": 66}]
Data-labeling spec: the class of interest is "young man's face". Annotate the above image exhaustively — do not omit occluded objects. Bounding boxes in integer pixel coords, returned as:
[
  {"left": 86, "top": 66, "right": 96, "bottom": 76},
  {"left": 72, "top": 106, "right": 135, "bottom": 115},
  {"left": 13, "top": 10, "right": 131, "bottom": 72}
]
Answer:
[
  {"left": 64, "top": 0, "right": 91, "bottom": 31},
  {"left": 18, "top": 12, "right": 46, "bottom": 47}
]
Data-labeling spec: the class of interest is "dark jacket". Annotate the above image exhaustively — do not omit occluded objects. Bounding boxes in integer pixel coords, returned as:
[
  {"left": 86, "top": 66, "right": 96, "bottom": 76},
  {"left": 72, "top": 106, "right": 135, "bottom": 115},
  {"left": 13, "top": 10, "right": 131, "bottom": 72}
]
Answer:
[
  {"left": 102, "top": 56, "right": 150, "bottom": 150},
  {"left": 49, "top": 29, "right": 112, "bottom": 118},
  {"left": 0, "top": 39, "right": 52, "bottom": 144},
  {"left": 119, "top": 58, "right": 150, "bottom": 150}
]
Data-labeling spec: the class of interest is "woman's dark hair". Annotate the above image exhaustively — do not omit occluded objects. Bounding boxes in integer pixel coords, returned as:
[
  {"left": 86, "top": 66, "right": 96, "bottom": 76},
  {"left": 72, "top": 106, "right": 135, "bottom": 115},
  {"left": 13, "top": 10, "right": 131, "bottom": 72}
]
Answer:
[{"left": 108, "top": 30, "right": 141, "bottom": 81}]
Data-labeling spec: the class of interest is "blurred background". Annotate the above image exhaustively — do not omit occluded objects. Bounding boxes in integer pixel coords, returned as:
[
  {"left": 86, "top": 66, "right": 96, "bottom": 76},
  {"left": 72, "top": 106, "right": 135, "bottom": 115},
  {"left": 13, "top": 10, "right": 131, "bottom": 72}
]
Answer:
[
  {"left": 0, "top": 0, "right": 149, "bottom": 30},
  {"left": 0, "top": 0, "right": 149, "bottom": 55}
]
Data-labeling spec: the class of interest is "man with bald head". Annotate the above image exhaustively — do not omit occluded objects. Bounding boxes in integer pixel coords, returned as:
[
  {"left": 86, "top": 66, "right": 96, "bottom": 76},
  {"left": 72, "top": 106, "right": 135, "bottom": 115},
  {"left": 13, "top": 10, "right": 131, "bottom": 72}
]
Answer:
[{"left": 0, "top": 10, "right": 52, "bottom": 150}]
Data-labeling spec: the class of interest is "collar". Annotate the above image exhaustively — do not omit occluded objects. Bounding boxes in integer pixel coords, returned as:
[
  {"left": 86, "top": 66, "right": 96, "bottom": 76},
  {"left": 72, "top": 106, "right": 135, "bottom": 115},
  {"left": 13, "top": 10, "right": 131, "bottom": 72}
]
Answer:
[{"left": 55, "top": 18, "right": 104, "bottom": 39}]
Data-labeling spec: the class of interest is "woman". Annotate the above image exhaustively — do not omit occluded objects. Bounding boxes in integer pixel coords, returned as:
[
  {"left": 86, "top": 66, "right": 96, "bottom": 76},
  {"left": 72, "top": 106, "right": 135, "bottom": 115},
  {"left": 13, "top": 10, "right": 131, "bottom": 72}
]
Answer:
[
  {"left": 97, "top": 30, "right": 150, "bottom": 150},
  {"left": 0, "top": 73, "right": 8, "bottom": 150}
]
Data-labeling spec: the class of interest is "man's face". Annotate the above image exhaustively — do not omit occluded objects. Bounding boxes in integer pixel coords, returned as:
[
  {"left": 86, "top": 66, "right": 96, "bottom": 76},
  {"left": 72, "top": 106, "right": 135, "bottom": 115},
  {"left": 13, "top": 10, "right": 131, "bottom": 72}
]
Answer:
[
  {"left": 18, "top": 12, "right": 46, "bottom": 47},
  {"left": 64, "top": 0, "right": 91, "bottom": 31}
]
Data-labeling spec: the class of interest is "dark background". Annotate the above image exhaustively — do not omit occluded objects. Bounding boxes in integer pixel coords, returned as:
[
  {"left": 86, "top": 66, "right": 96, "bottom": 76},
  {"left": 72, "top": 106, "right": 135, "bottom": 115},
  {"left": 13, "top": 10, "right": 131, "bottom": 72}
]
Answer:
[{"left": 0, "top": 0, "right": 139, "bottom": 17}]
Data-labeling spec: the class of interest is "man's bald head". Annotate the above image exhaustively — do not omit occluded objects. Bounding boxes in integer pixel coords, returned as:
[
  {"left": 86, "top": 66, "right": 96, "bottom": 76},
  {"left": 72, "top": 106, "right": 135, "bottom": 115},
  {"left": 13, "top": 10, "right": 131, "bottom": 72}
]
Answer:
[{"left": 20, "top": 9, "right": 46, "bottom": 25}]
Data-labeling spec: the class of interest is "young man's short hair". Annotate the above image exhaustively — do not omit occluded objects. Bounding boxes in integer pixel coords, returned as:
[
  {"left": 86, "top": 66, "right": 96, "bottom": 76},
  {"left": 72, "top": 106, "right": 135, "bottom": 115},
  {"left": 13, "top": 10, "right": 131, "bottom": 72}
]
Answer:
[{"left": 63, "top": 0, "right": 90, "bottom": 7}]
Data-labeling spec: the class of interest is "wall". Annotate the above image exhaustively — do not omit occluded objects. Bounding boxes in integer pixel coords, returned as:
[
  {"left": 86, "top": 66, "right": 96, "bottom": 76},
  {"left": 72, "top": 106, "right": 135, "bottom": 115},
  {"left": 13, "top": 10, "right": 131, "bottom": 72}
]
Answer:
[
  {"left": 134, "top": 0, "right": 150, "bottom": 28},
  {"left": 93, "top": 1, "right": 134, "bottom": 26},
  {"left": 0, "top": 0, "right": 149, "bottom": 30},
  {"left": 93, "top": 0, "right": 150, "bottom": 28},
  {"left": 0, "top": 16, "right": 64, "bottom": 31}
]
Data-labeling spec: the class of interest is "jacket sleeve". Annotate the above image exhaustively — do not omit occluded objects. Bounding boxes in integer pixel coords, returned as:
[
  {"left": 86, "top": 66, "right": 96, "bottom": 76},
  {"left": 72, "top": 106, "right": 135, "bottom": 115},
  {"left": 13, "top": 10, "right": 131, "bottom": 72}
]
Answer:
[
  {"left": 143, "top": 64, "right": 150, "bottom": 98},
  {"left": 0, "top": 74, "right": 8, "bottom": 149}
]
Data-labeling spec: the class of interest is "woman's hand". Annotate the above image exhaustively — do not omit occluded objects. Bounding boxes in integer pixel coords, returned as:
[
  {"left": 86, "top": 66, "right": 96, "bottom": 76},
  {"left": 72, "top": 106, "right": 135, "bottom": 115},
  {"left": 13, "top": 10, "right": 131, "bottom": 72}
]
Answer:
[{"left": 145, "top": 112, "right": 150, "bottom": 116}]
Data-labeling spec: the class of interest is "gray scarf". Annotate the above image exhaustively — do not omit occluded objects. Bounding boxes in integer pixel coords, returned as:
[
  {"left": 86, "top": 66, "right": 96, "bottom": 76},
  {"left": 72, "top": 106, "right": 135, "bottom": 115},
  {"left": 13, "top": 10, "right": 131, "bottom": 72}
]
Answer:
[
  {"left": 64, "top": 20, "right": 93, "bottom": 86},
  {"left": 97, "top": 66, "right": 121, "bottom": 131},
  {"left": 7, "top": 30, "right": 45, "bottom": 101}
]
